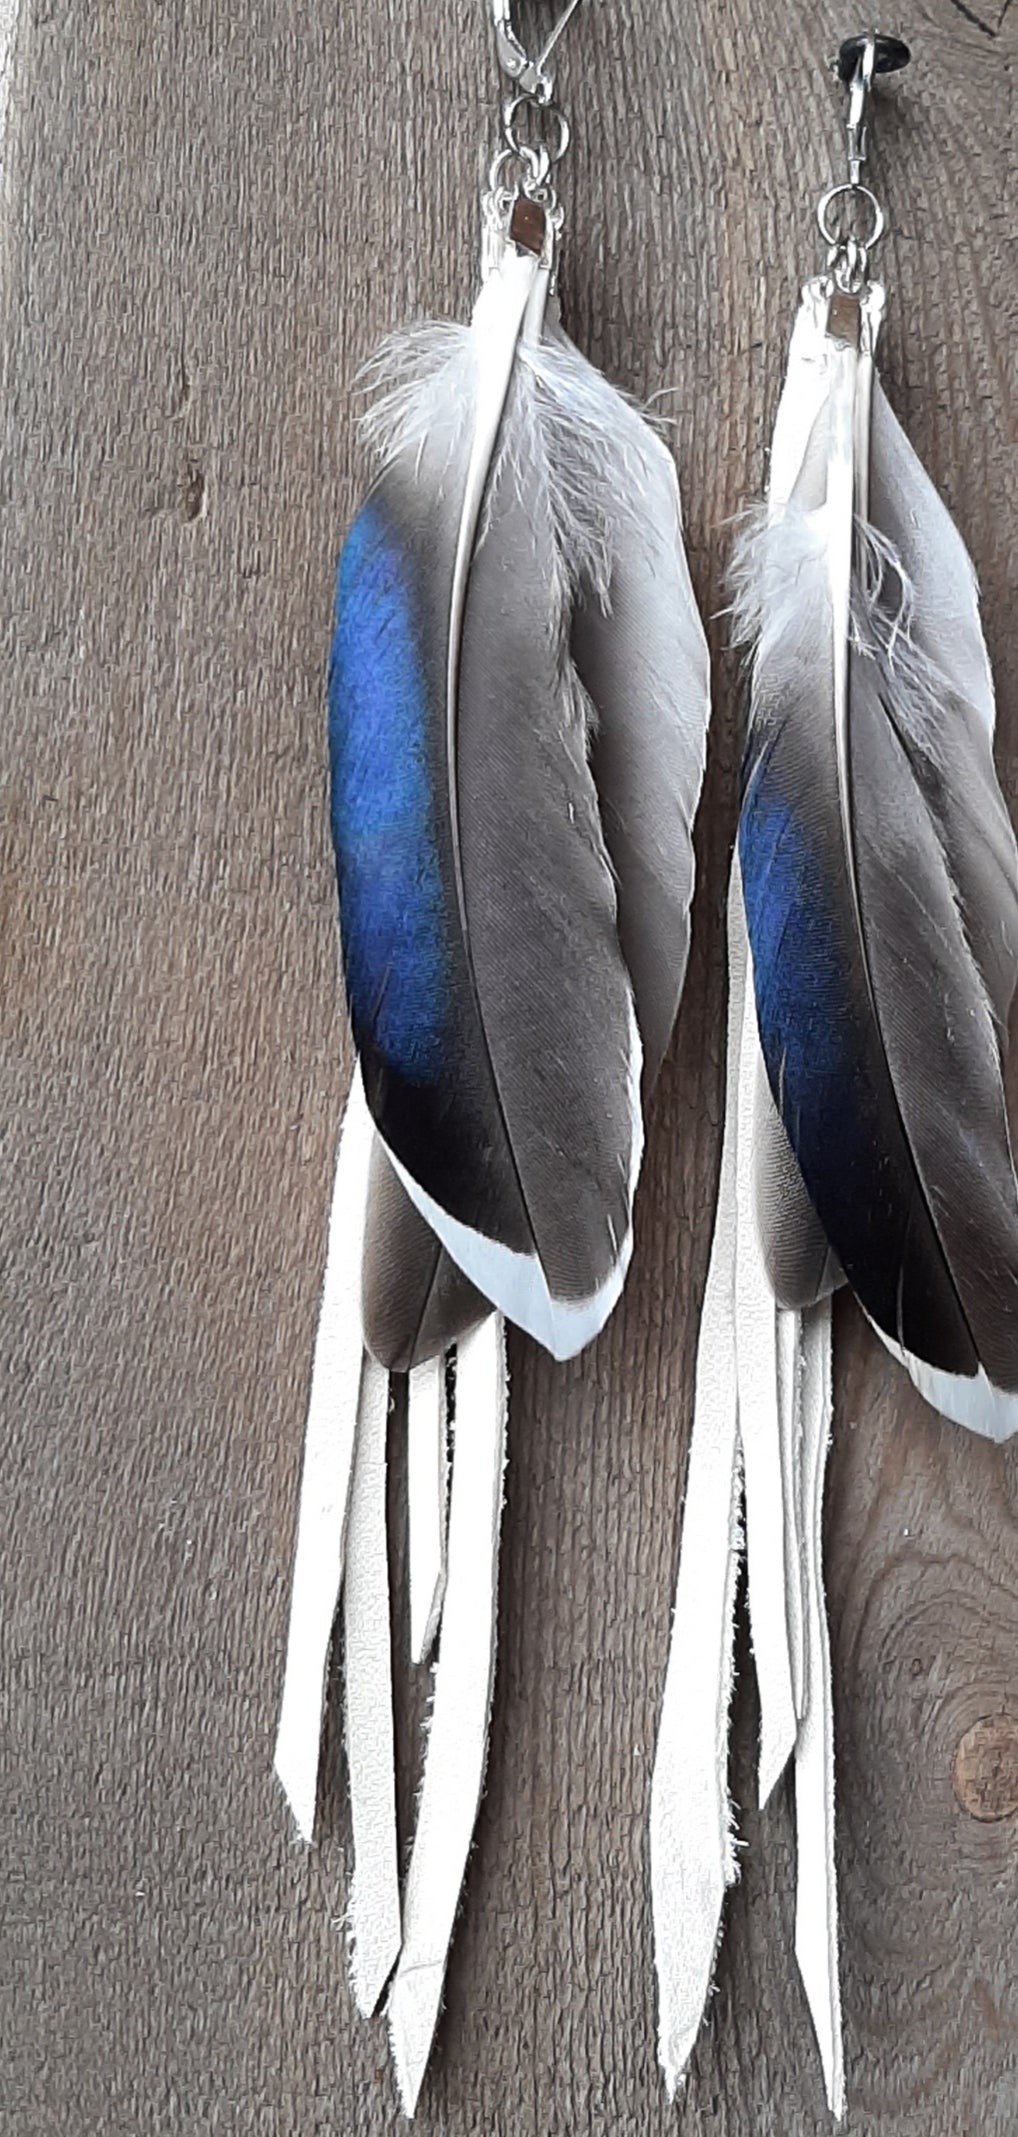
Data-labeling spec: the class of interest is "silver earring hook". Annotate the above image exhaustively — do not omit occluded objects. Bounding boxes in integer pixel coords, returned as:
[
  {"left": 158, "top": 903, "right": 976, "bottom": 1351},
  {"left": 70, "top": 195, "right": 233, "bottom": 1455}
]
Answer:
[
  {"left": 844, "top": 31, "right": 876, "bottom": 185},
  {"left": 491, "top": 0, "right": 584, "bottom": 103},
  {"left": 833, "top": 31, "right": 910, "bottom": 184},
  {"left": 816, "top": 31, "right": 910, "bottom": 291}
]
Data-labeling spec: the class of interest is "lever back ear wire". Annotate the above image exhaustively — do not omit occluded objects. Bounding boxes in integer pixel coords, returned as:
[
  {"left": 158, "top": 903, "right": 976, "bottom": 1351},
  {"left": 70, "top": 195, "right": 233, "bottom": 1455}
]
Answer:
[{"left": 276, "top": 0, "right": 711, "bottom": 2117}]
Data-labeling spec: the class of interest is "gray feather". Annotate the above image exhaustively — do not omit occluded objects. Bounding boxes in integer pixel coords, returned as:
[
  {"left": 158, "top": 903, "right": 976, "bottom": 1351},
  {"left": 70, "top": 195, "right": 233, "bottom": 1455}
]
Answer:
[
  {"left": 453, "top": 386, "right": 638, "bottom": 1314},
  {"left": 868, "top": 385, "right": 1018, "bottom": 1024},
  {"left": 855, "top": 389, "right": 1018, "bottom": 1385},
  {"left": 737, "top": 373, "right": 1018, "bottom": 1415},
  {"left": 337, "top": 251, "right": 710, "bottom": 1357},
  {"left": 752, "top": 1058, "right": 842, "bottom": 1308},
  {"left": 561, "top": 340, "right": 710, "bottom": 1085},
  {"left": 340, "top": 256, "right": 647, "bottom": 1354},
  {"left": 362, "top": 1144, "right": 487, "bottom": 1374}
]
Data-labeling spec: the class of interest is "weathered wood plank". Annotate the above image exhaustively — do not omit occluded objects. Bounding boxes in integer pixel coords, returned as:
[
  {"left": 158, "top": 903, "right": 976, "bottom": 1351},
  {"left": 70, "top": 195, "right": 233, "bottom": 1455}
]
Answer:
[{"left": 1, "top": 2, "right": 1017, "bottom": 2131}]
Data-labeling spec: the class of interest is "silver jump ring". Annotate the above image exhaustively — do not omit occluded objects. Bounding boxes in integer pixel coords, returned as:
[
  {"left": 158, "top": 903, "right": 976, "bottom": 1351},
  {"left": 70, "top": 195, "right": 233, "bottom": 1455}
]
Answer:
[
  {"left": 502, "top": 92, "right": 570, "bottom": 167},
  {"left": 487, "top": 146, "right": 516, "bottom": 193},
  {"left": 488, "top": 141, "right": 549, "bottom": 195},
  {"left": 816, "top": 183, "right": 885, "bottom": 251}
]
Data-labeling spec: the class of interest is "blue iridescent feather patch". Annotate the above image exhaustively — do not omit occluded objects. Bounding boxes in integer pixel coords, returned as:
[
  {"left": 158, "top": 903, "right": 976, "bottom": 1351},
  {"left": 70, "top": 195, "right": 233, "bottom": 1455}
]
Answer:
[
  {"left": 739, "top": 764, "right": 848, "bottom": 1096},
  {"left": 740, "top": 761, "right": 864, "bottom": 1187},
  {"left": 328, "top": 499, "right": 450, "bottom": 1085},
  {"left": 739, "top": 752, "right": 903, "bottom": 1325}
]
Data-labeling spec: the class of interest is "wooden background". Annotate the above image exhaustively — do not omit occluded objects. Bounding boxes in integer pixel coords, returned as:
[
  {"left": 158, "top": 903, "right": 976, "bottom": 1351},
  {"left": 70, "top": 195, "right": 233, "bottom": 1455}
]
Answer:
[{"left": 2, "top": 0, "right": 1017, "bottom": 2129}]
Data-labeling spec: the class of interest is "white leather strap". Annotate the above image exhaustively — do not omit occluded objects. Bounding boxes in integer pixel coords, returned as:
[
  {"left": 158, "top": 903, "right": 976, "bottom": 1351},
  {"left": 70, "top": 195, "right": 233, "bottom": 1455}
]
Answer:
[
  {"left": 274, "top": 1070, "right": 374, "bottom": 1842},
  {"left": 343, "top": 1351, "right": 401, "bottom": 2015},
  {"left": 407, "top": 1354, "right": 449, "bottom": 1666},
  {"left": 388, "top": 1315, "right": 507, "bottom": 2117}
]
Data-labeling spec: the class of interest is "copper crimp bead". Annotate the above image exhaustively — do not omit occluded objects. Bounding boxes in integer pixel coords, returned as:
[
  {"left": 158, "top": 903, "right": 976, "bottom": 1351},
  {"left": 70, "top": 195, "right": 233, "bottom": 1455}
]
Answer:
[
  {"left": 826, "top": 288, "right": 862, "bottom": 348},
  {"left": 509, "top": 193, "right": 547, "bottom": 257}
]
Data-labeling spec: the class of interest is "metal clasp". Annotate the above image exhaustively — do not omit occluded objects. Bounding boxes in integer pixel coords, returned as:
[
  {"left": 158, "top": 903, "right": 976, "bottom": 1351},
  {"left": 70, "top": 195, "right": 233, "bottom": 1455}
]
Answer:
[
  {"left": 845, "top": 32, "right": 876, "bottom": 184},
  {"left": 834, "top": 30, "right": 911, "bottom": 183},
  {"left": 491, "top": 0, "right": 584, "bottom": 103}
]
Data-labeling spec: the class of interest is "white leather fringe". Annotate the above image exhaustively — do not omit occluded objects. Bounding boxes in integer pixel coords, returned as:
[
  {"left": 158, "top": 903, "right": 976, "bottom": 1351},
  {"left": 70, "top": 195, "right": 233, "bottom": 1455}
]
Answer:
[
  {"left": 343, "top": 1348, "right": 401, "bottom": 2014},
  {"left": 794, "top": 1302, "right": 843, "bottom": 2114},
  {"left": 388, "top": 1314, "right": 508, "bottom": 2115},
  {"left": 650, "top": 870, "right": 746, "bottom": 2092},
  {"left": 407, "top": 1353, "right": 449, "bottom": 1667},
  {"left": 274, "top": 1068, "right": 375, "bottom": 1842},
  {"left": 275, "top": 1074, "right": 509, "bottom": 2114},
  {"left": 651, "top": 865, "right": 841, "bottom": 2113},
  {"left": 734, "top": 908, "right": 798, "bottom": 1808}
]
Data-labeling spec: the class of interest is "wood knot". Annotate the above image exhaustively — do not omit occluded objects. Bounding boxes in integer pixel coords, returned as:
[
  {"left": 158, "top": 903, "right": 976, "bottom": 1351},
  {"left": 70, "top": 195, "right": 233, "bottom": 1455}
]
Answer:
[
  {"left": 181, "top": 460, "right": 206, "bottom": 522},
  {"left": 953, "top": 1716, "right": 1018, "bottom": 1822}
]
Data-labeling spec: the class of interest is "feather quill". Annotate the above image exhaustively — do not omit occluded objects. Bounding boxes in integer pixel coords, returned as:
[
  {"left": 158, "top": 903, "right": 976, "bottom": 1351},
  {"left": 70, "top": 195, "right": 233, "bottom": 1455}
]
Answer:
[{"left": 734, "top": 279, "right": 1018, "bottom": 1440}]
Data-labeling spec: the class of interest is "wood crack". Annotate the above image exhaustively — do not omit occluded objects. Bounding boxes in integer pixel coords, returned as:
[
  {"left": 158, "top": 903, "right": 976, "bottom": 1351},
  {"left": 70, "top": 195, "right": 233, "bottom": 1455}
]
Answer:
[{"left": 946, "top": 0, "right": 1008, "bottom": 35}]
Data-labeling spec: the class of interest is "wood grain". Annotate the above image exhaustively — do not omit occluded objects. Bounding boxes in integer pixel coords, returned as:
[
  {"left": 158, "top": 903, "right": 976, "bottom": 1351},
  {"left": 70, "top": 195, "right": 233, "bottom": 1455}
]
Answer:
[{"left": 2, "top": 2, "right": 1018, "bottom": 2130}]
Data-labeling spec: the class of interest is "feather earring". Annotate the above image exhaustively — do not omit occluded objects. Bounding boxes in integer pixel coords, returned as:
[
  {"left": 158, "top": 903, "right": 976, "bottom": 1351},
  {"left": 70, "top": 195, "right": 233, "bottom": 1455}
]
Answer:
[
  {"left": 652, "top": 31, "right": 1018, "bottom": 2115},
  {"left": 275, "top": 0, "right": 711, "bottom": 2114}
]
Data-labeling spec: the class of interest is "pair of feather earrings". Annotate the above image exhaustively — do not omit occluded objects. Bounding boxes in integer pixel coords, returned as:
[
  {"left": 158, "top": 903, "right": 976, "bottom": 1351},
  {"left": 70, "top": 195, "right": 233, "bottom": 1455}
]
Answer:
[{"left": 273, "top": 12, "right": 1018, "bottom": 2119}]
